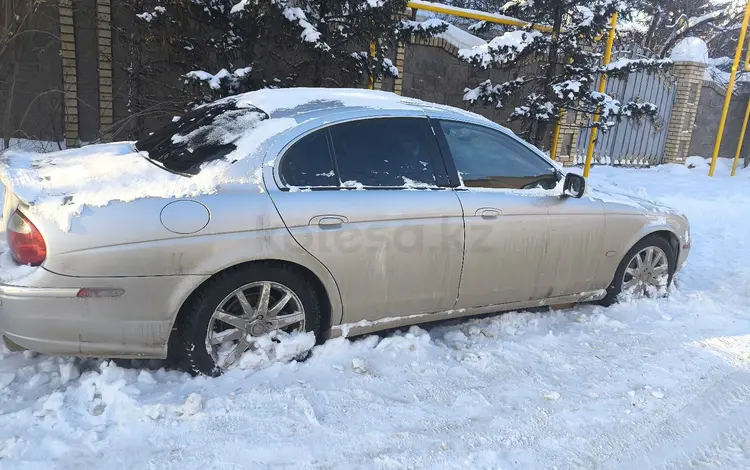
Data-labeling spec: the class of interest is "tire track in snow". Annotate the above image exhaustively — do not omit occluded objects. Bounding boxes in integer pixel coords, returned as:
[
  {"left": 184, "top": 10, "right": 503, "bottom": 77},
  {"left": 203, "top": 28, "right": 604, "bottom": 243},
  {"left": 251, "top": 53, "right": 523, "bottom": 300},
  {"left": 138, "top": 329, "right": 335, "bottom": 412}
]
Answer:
[{"left": 607, "top": 370, "right": 750, "bottom": 469}]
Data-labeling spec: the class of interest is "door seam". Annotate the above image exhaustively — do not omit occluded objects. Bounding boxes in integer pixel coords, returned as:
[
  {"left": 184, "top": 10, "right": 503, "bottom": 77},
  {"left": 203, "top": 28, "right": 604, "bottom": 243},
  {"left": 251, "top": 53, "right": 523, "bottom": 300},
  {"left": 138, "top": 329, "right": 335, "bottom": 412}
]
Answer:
[{"left": 451, "top": 189, "right": 467, "bottom": 309}]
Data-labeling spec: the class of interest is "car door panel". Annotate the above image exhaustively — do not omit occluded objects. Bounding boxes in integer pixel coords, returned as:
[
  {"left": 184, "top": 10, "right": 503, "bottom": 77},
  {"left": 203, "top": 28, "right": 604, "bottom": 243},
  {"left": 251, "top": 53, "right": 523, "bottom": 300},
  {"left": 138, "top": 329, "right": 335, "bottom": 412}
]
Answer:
[
  {"left": 455, "top": 190, "right": 549, "bottom": 308},
  {"left": 539, "top": 196, "right": 607, "bottom": 298},
  {"left": 272, "top": 190, "right": 465, "bottom": 323}
]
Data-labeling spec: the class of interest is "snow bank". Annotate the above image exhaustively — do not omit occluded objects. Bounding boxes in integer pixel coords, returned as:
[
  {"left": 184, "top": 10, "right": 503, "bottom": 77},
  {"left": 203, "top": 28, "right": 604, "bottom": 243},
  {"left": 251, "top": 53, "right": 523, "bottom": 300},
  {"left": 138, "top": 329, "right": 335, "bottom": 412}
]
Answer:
[
  {"left": 3, "top": 162, "right": 750, "bottom": 467},
  {"left": 670, "top": 37, "right": 708, "bottom": 63}
]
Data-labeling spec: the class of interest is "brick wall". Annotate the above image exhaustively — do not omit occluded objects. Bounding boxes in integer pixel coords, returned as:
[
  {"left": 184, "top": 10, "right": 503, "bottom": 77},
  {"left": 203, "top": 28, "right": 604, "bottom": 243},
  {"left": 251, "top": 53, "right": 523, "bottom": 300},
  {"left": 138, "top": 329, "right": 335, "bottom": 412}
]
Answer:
[
  {"left": 0, "top": 1, "right": 65, "bottom": 146},
  {"left": 689, "top": 81, "right": 750, "bottom": 161},
  {"left": 400, "top": 37, "right": 549, "bottom": 141}
]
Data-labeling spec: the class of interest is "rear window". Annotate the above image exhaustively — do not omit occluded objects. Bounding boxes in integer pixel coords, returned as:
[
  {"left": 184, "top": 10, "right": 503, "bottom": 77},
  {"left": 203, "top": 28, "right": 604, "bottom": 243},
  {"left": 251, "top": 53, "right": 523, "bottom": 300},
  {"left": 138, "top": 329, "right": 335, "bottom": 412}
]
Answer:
[{"left": 135, "top": 100, "right": 269, "bottom": 175}]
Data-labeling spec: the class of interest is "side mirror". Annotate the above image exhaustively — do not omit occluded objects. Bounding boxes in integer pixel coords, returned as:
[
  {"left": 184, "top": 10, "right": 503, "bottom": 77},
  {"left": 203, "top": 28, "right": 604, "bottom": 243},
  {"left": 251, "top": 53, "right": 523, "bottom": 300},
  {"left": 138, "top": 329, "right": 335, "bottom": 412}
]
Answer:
[{"left": 562, "top": 173, "right": 586, "bottom": 198}]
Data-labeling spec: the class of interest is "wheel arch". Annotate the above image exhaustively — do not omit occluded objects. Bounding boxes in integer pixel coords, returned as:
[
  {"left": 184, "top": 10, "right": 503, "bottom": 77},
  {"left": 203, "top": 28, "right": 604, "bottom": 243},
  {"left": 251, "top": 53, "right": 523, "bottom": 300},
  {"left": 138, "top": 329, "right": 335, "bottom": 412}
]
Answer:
[
  {"left": 166, "top": 258, "right": 337, "bottom": 361},
  {"left": 608, "top": 227, "right": 681, "bottom": 288}
]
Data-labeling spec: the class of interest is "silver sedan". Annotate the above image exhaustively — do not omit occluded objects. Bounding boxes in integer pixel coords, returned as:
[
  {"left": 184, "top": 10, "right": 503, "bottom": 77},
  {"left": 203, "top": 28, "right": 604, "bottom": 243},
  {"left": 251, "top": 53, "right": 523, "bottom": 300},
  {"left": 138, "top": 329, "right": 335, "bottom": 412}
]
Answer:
[{"left": 0, "top": 88, "right": 690, "bottom": 375}]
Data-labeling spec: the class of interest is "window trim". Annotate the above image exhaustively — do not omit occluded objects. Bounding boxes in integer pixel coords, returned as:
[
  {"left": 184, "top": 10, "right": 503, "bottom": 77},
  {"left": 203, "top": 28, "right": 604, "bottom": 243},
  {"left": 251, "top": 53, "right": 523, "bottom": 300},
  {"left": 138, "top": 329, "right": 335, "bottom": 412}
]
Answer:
[
  {"left": 276, "top": 127, "right": 340, "bottom": 190},
  {"left": 274, "top": 116, "right": 452, "bottom": 191},
  {"left": 433, "top": 119, "right": 561, "bottom": 191}
]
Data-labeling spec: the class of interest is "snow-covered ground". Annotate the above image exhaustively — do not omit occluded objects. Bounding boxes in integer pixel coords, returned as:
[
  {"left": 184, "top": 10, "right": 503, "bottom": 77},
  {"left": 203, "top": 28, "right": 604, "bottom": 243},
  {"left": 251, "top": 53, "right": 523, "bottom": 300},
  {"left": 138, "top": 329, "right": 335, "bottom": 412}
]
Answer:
[{"left": 1, "top": 157, "right": 750, "bottom": 469}]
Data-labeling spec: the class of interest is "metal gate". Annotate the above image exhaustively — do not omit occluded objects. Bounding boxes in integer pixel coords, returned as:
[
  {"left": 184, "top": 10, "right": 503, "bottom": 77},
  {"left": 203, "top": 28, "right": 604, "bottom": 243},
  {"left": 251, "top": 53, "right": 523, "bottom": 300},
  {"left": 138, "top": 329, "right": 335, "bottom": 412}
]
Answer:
[{"left": 576, "top": 45, "right": 677, "bottom": 166}]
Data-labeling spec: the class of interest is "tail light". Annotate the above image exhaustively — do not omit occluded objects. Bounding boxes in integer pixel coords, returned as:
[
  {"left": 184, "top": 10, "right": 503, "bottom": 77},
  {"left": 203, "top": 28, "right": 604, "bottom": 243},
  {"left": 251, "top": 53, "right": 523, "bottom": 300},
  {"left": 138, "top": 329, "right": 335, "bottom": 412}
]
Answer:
[{"left": 7, "top": 210, "right": 47, "bottom": 266}]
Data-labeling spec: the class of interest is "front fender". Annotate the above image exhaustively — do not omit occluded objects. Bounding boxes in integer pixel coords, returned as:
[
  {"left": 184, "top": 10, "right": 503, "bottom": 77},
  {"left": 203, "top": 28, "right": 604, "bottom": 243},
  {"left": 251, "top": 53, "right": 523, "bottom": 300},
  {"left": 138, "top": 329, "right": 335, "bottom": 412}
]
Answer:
[{"left": 596, "top": 213, "right": 688, "bottom": 289}]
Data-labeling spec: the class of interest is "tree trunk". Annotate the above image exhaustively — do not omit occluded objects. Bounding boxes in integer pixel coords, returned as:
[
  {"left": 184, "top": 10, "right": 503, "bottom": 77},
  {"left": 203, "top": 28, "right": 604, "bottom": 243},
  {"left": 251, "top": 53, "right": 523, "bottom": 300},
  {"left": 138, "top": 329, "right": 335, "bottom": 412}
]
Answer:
[
  {"left": 313, "top": 0, "right": 328, "bottom": 86},
  {"left": 533, "top": 1, "right": 564, "bottom": 147}
]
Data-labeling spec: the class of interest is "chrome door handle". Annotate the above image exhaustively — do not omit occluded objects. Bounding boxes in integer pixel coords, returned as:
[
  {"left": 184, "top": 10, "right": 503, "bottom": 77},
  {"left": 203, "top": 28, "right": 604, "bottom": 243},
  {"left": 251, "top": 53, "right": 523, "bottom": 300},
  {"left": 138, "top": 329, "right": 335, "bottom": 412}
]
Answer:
[
  {"left": 476, "top": 208, "right": 501, "bottom": 219},
  {"left": 317, "top": 216, "right": 347, "bottom": 227}
]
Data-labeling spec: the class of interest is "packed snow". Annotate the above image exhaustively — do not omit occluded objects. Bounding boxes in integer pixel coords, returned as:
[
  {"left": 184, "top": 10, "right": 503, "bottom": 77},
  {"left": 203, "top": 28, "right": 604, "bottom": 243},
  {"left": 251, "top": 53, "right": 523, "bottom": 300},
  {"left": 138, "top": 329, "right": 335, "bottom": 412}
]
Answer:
[
  {"left": 1, "top": 157, "right": 750, "bottom": 468},
  {"left": 670, "top": 37, "right": 709, "bottom": 63}
]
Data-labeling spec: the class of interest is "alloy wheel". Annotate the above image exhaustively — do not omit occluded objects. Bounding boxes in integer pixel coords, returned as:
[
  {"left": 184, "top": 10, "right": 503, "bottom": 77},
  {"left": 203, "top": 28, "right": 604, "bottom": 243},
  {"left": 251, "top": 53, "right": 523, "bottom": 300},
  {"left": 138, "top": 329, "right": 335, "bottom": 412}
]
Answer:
[{"left": 206, "top": 281, "right": 305, "bottom": 369}]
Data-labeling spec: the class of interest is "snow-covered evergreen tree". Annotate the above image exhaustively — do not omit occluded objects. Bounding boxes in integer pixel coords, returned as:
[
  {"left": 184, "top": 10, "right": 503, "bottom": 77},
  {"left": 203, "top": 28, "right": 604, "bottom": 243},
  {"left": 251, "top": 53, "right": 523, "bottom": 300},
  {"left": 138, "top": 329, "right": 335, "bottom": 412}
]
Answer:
[
  {"left": 458, "top": 0, "right": 672, "bottom": 145},
  {"left": 129, "top": 0, "right": 446, "bottom": 107}
]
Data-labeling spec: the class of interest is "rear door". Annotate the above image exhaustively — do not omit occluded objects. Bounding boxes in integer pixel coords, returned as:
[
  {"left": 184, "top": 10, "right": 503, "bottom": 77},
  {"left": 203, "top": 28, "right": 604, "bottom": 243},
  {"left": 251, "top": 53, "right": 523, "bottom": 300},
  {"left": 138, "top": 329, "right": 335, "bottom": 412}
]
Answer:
[{"left": 267, "top": 115, "right": 465, "bottom": 324}]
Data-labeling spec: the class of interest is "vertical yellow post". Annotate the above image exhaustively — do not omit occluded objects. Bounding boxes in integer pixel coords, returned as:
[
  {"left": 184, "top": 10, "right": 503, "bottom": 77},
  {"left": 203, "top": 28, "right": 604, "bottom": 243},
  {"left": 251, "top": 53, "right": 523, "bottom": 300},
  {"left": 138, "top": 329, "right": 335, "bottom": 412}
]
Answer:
[
  {"left": 731, "top": 97, "right": 750, "bottom": 176},
  {"left": 368, "top": 42, "right": 377, "bottom": 90},
  {"left": 709, "top": 0, "right": 750, "bottom": 177},
  {"left": 550, "top": 120, "right": 561, "bottom": 160},
  {"left": 583, "top": 13, "right": 618, "bottom": 178}
]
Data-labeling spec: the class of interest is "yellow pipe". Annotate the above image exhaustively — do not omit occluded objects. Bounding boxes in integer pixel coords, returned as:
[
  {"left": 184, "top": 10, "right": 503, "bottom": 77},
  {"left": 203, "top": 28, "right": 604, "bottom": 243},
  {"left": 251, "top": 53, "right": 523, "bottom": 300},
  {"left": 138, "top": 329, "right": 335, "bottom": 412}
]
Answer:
[
  {"left": 407, "top": 0, "right": 554, "bottom": 32},
  {"left": 745, "top": 33, "right": 750, "bottom": 71},
  {"left": 709, "top": 0, "right": 750, "bottom": 177},
  {"left": 550, "top": 120, "right": 561, "bottom": 160},
  {"left": 731, "top": 96, "right": 750, "bottom": 176},
  {"left": 583, "top": 12, "right": 618, "bottom": 178}
]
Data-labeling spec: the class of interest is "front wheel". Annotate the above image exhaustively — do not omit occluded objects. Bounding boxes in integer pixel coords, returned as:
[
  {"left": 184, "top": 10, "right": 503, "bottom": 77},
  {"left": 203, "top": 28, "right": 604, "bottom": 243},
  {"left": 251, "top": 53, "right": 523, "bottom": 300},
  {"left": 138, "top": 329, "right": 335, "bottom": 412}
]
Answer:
[
  {"left": 601, "top": 235, "right": 675, "bottom": 305},
  {"left": 176, "top": 264, "right": 323, "bottom": 376}
]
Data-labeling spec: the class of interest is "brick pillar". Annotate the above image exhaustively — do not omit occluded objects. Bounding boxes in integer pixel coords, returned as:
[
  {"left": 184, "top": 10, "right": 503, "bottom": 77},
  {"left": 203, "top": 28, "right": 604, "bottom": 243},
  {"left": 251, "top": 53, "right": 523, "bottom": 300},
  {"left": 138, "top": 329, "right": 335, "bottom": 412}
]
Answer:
[
  {"left": 393, "top": 42, "right": 406, "bottom": 96},
  {"left": 554, "top": 110, "right": 586, "bottom": 167},
  {"left": 663, "top": 61, "right": 706, "bottom": 164},
  {"left": 97, "top": 0, "right": 114, "bottom": 141},
  {"left": 58, "top": 0, "right": 79, "bottom": 148}
]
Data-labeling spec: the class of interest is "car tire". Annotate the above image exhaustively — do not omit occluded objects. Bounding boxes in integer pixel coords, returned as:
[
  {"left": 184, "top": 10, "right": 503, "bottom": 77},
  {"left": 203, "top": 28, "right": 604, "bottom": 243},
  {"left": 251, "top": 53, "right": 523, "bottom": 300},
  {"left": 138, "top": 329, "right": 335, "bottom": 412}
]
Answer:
[
  {"left": 176, "top": 263, "right": 323, "bottom": 376},
  {"left": 601, "top": 234, "right": 676, "bottom": 306}
]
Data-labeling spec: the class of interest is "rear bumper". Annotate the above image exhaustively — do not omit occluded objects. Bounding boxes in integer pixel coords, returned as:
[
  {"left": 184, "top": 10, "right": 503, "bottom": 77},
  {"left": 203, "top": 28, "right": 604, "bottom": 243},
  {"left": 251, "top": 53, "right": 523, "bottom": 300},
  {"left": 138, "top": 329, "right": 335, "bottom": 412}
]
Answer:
[{"left": 0, "top": 269, "right": 208, "bottom": 359}]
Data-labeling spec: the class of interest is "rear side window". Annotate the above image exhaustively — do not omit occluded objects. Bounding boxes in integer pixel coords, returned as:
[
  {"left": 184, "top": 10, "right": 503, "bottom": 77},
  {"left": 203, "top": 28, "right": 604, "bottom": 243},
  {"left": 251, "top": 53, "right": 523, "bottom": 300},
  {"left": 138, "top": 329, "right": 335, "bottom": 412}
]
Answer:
[
  {"left": 279, "top": 130, "right": 337, "bottom": 187},
  {"left": 329, "top": 118, "right": 440, "bottom": 187}
]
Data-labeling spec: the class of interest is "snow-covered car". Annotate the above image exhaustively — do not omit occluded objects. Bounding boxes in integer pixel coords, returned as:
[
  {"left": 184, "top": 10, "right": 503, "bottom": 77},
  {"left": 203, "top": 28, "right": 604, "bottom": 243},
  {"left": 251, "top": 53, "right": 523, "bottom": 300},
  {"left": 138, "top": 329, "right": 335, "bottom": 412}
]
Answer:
[{"left": 0, "top": 88, "right": 690, "bottom": 375}]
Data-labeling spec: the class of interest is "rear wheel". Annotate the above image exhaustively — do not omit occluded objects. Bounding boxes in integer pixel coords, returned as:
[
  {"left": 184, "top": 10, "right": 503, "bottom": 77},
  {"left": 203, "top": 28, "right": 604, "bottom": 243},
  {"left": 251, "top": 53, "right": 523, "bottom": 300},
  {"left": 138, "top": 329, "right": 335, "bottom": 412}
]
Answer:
[
  {"left": 176, "top": 264, "right": 322, "bottom": 376},
  {"left": 601, "top": 235, "right": 675, "bottom": 305}
]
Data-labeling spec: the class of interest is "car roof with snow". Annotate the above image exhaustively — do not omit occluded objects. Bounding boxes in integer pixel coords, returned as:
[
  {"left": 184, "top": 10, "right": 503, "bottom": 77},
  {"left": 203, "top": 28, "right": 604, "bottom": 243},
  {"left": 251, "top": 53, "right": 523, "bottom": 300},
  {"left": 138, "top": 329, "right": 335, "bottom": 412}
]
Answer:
[
  {"left": 218, "top": 87, "right": 490, "bottom": 121},
  {"left": 135, "top": 87, "right": 493, "bottom": 175},
  {"left": 0, "top": 88, "right": 496, "bottom": 231}
]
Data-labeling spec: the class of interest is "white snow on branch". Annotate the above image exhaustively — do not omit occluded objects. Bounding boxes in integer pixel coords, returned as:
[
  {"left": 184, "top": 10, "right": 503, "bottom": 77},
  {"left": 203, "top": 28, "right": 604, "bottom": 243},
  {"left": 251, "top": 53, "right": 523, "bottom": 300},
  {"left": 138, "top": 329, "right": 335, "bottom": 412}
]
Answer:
[
  {"left": 230, "top": 0, "right": 252, "bottom": 14},
  {"left": 283, "top": 7, "right": 330, "bottom": 50},
  {"left": 575, "top": 6, "right": 594, "bottom": 27},
  {"left": 552, "top": 80, "right": 582, "bottom": 100},
  {"left": 136, "top": 6, "right": 166, "bottom": 22},
  {"left": 458, "top": 30, "right": 542, "bottom": 68},
  {"left": 382, "top": 58, "right": 398, "bottom": 77},
  {"left": 603, "top": 57, "right": 673, "bottom": 75},
  {"left": 400, "top": 18, "right": 449, "bottom": 33},
  {"left": 184, "top": 67, "right": 252, "bottom": 90}
]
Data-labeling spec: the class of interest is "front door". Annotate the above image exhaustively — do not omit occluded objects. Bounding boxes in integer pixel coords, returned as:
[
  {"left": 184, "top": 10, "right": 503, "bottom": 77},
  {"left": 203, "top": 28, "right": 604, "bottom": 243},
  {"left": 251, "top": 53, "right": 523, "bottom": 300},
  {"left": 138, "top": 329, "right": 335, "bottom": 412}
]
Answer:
[
  {"left": 268, "top": 116, "right": 465, "bottom": 324},
  {"left": 435, "top": 120, "right": 558, "bottom": 308}
]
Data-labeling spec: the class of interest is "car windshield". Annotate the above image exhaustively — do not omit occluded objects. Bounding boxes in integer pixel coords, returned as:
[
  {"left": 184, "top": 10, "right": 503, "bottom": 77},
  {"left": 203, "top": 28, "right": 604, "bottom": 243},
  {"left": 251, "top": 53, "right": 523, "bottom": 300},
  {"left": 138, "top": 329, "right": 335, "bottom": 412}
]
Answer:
[{"left": 135, "top": 100, "right": 269, "bottom": 175}]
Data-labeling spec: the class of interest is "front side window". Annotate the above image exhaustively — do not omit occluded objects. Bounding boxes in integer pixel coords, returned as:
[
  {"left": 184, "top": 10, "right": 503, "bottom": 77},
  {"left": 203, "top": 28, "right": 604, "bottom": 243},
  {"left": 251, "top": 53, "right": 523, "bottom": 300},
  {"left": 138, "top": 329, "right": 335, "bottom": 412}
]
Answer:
[
  {"left": 328, "top": 118, "right": 440, "bottom": 187},
  {"left": 279, "top": 129, "right": 337, "bottom": 187},
  {"left": 439, "top": 121, "right": 558, "bottom": 190}
]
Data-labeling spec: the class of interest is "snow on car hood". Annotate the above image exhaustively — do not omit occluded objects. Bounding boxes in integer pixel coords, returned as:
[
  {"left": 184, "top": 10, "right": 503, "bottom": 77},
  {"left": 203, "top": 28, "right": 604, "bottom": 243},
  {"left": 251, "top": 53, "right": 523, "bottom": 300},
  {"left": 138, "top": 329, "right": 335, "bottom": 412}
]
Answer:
[
  {"left": 0, "top": 118, "right": 296, "bottom": 232},
  {"left": 586, "top": 180, "right": 683, "bottom": 217}
]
